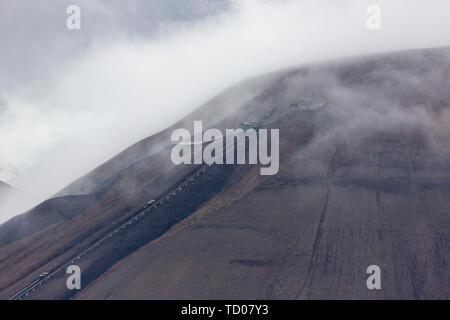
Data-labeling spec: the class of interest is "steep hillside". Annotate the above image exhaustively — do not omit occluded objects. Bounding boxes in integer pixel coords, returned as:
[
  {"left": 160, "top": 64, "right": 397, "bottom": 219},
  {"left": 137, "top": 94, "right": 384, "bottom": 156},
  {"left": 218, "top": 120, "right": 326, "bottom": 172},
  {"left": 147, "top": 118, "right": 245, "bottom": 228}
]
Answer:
[{"left": 0, "top": 47, "right": 449, "bottom": 299}]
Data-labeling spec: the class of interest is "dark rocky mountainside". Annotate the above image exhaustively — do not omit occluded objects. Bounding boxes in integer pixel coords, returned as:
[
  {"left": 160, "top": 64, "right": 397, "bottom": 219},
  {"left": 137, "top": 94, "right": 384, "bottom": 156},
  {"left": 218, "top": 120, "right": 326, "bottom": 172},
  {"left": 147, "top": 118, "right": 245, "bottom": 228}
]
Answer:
[{"left": 0, "top": 47, "right": 449, "bottom": 299}]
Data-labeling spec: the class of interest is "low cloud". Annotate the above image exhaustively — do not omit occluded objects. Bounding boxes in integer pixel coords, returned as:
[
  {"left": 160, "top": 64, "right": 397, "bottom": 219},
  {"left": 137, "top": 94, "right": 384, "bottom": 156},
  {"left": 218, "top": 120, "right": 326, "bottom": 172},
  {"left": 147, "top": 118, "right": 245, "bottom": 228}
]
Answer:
[{"left": 0, "top": 0, "right": 449, "bottom": 222}]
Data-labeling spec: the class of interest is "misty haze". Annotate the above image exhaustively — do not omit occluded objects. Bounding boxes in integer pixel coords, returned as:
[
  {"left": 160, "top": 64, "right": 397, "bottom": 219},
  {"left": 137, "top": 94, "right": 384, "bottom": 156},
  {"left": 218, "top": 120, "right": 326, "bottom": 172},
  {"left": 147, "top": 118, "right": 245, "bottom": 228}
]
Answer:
[{"left": 0, "top": 0, "right": 449, "bottom": 303}]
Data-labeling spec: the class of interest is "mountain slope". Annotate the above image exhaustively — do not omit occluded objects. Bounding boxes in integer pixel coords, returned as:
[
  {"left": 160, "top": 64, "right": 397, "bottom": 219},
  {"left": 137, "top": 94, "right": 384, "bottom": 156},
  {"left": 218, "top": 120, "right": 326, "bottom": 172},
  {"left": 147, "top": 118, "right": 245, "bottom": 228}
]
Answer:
[{"left": 0, "top": 47, "right": 449, "bottom": 299}]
